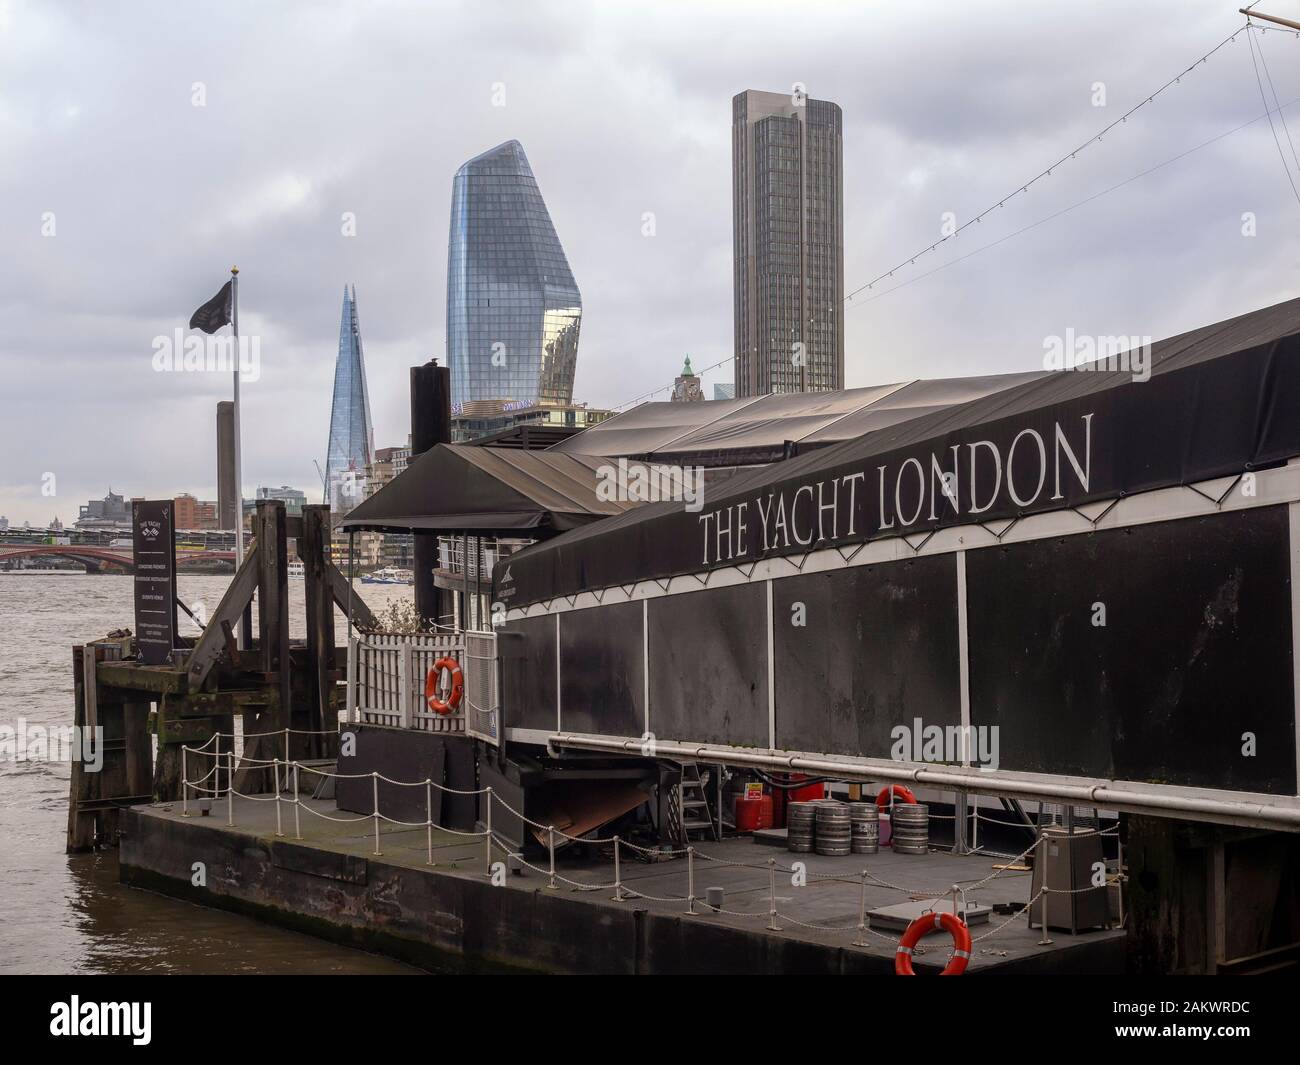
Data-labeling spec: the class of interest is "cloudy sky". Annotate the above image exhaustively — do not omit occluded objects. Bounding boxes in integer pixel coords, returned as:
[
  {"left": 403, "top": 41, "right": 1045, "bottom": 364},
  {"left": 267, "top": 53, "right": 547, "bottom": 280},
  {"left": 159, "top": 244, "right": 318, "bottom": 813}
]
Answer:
[{"left": 2, "top": 0, "right": 1298, "bottom": 526}]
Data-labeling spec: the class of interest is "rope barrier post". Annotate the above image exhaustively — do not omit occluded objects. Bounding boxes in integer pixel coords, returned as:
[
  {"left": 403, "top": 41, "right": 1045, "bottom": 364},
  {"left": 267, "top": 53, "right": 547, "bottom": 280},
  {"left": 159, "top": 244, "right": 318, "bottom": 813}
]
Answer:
[
  {"left": 766, "top": 857, "right": 781, "bottom": 931},
  {"left": 972, "top": 796, "right": 980, "bottom": 852},
  {"left": 1037, "top": 832, "right": 1053, "bottom": 945},
  {"left": 292, "top": 762, "right": 301, "bottom": 840},
  {"left": 273, "top": 759, "right": 283, "bottom": 837},
  {"left": 181, "top": 746, "right": 189, "bottom": 816},
  {"left": 612, "top": 836, "right": 624, "bottom": 901},
  {"left": 484, "top": 787, "right": 493, "bottom": 877},
  {"left": 425, "top": 779, "right": 434, "bottom": 867},
  {"left": 683, "top": 846, "right": 696, "bottom": 915},
  {"left": 226, "top": 750, "right": 234, "bottom": 826},
  {"left": 853, "top": 869, "right": 869, "bottom": 947},
  {"left": 371, "top": 772, "right": 382, "bottom": 855},
  {"left": 547, "top": 825, "right": 557, "bottom": 889}
]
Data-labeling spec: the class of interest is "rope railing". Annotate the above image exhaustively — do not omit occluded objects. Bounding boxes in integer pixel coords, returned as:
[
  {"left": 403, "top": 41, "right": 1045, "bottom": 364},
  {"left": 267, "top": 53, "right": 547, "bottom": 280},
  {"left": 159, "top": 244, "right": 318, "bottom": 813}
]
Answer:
[{"left": 176, "top": 741, "right": 1124, "bottom": 968}]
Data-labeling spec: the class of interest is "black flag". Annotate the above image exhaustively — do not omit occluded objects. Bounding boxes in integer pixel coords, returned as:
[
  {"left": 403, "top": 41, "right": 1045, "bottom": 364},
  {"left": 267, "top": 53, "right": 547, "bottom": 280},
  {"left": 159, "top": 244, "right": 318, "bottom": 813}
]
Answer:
[{"left": 189, "top": 280, "right": 233, "bottom": 334}]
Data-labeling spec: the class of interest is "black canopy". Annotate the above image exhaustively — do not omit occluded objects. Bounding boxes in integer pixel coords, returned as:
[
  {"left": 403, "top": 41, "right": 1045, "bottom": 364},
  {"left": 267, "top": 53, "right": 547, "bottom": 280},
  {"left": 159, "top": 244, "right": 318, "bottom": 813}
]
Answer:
[
  {"left": 339, "top": 444, "right": 637, "bottom": 537},
  {"left": 500, "top": 296, "right": 1300, "bottom": 606}
]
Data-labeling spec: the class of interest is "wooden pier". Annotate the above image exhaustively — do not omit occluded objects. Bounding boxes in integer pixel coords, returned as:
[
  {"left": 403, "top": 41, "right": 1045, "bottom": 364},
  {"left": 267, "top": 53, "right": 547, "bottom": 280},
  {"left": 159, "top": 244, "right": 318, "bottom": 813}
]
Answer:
[{"left": 66, "top": 501, "right": 374, "bottom": 851}]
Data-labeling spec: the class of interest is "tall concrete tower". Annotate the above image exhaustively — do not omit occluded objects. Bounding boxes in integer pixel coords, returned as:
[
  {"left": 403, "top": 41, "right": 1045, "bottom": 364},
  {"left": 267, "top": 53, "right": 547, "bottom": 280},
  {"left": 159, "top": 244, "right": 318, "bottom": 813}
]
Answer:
[{"left": 733, "top": 89, "right": 844, "bottom": 397}]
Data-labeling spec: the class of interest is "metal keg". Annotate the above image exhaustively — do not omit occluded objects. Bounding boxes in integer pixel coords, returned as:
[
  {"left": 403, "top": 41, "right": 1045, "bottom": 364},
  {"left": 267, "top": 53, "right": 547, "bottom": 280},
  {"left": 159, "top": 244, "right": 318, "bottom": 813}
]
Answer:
[
  {"left": 849, "top": 801, "right": 879, "bottom": 855},
  {"left": 815, "top": 801, "right": 852, "bottom": 856},
  {"left": 786, "top": 801, "right": 816, "bottom": 853},
  {"left": 890, "top": 802, "right": 930, "bottom": 854}
]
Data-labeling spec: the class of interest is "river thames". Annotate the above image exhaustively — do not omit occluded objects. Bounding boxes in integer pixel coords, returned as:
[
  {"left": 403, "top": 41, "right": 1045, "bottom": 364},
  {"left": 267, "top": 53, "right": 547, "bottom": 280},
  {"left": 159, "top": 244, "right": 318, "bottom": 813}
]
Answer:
[{"left": 0, "top": 571, "right": 422, "bottom": 974}]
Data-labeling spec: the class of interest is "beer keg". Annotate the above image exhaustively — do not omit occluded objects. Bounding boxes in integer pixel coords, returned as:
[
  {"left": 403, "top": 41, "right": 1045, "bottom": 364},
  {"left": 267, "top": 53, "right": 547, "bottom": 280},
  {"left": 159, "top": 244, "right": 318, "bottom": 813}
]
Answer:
[
  {"left": 786, "top": 800, "right": 816, "bottom": 853},
  {"left": 849, "top": 801, "right": 879, "bottom": 855},
  {"left": 891, "top": 802, "right": 930, "bottom": 854},
  {"left": 815, "top": 801, "right": 852, "bottom": 856}
]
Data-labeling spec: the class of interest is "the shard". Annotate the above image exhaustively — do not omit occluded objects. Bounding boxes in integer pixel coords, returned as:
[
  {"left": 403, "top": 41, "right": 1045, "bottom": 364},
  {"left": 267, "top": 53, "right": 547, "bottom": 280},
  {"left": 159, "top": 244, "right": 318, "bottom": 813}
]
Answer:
[
  {"left": 446, "top": 139, "right": 582, "bottom": 410},
  {"left": 324, "top": 285, "right": 374, "bottom": 513}
]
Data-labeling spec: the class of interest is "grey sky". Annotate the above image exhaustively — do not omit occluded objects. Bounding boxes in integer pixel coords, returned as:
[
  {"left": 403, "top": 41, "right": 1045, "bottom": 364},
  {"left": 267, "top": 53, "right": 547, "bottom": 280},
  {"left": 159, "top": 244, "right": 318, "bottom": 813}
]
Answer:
[{"left": 2, "top": 0, "right": 1298, "bottom": 525}]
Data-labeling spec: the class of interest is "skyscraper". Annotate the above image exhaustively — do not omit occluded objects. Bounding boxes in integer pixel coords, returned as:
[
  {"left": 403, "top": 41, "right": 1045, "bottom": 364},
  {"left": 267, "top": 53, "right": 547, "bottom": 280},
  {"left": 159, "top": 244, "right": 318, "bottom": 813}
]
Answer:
[
  {"left": 324, "top": 285, "right": 374, "bottom": 513},
  {"left": 446, "top": 140, "right": 582, "bottom": 411},
  {"left": 732, "top": 89, "right": 843, "bottom": 397}
]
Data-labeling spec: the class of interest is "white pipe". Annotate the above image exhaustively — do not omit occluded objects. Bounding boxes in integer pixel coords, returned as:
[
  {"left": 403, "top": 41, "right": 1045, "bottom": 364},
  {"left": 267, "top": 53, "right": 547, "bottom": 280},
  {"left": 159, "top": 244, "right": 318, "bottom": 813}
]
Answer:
[{"left": 548, "top": 733, "right": 1300, "bottom": 831}]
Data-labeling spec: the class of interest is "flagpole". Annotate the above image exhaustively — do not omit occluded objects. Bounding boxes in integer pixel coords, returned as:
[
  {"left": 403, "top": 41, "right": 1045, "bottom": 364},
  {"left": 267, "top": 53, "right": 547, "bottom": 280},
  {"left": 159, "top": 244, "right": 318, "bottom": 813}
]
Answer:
[{"left": 230, "top": 265, "right": 244, "bottom": 576}]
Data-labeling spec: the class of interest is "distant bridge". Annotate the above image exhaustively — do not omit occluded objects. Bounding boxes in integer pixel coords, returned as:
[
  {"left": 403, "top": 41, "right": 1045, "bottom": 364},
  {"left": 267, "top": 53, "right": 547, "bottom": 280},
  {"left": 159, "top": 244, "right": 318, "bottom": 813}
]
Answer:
[{"left": 0, "top": 545, "right": 236, "bottom": 573}]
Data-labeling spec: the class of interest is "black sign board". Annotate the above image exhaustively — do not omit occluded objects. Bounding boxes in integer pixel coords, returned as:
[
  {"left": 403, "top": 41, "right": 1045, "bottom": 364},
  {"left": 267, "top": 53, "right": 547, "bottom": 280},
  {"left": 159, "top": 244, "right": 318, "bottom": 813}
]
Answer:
[{"left": 132, "top": 499, "right": 178, "bottom": 665}]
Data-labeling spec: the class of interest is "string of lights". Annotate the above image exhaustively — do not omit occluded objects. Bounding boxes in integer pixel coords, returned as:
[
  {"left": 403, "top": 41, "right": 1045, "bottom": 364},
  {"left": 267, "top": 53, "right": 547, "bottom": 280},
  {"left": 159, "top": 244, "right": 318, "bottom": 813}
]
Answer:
[{"left": 843, "top": 25, "right": 1250, "bottom": 301}]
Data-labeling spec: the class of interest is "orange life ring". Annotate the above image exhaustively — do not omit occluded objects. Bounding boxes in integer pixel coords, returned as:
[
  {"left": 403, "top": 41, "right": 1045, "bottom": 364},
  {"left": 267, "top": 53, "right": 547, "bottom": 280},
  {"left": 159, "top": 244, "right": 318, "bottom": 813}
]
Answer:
[
  {"left": 425, "top": 657, "right": 464, "bottom": 715},
  {"left": 876, "top": 784, "right": 918, "bottom": 810},
  {"left": 895, "top": 911, "right": 972, "bottom": 976}
]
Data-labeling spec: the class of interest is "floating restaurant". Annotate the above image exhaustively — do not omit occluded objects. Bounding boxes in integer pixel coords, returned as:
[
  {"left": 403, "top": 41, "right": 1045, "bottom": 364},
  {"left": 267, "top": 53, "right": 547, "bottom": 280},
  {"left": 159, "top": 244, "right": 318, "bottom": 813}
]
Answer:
[{"left": 71, "top": 296, "right": 1300, "bottom": 974}]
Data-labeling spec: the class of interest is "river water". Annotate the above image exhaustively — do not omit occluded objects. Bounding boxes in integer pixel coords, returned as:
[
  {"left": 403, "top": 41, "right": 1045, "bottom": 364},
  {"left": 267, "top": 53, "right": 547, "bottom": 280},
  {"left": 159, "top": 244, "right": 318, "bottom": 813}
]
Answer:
[{"left": 0, "top": 572, "right": 423, "bottom": 974}]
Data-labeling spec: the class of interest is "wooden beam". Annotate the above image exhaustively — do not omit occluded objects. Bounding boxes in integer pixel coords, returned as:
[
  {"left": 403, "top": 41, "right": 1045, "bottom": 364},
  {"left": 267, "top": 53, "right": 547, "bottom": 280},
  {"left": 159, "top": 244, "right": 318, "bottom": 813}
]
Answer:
[
  {"left": 301, "top": 505, "right": 337, "bottom": 757},
  {"left": 327, "top": 559, "right": 377, "bottom": 630},
  {"left": 185, "top": 542, "right": 260, "bottom": 690}
]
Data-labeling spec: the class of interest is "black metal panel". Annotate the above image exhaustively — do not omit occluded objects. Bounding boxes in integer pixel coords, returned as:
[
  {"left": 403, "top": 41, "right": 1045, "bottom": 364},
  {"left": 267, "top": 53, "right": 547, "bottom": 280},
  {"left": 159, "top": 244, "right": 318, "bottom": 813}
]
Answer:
[
  {"left": 967, "top": 507, "right": 1296, "bottom": 794},
  {"left": 500, "top": 614, "right": 556, "bottom": 731},
  {"left": 560, "top": 600, "right": 644, "bottom": 737},
  {"left": 773, "top": 556, "right": 961, "bottom": 758},
  {"left": 648, "top": 584, "right": 768, "bottom": 747}
]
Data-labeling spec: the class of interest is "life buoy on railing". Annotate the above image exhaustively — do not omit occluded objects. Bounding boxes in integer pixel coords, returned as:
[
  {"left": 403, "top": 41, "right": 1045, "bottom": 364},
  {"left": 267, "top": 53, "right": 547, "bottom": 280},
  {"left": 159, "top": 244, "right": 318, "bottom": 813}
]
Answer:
[
  {"left": 894, "top": 911, "right": 972, "bottom": 976},
  {"left": 425, "top": 657, "right": 464, "bottom": 715},
  {"left": 876, "top": 784, "right": 917, "bottom": 810}
]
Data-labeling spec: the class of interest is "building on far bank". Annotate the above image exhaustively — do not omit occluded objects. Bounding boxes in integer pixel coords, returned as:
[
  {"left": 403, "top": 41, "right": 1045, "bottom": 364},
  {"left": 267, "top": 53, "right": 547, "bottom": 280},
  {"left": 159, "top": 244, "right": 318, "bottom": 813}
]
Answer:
[
  {"left": 75, "top": 490, "right": 131, "bottom": 531},
  {"left": 450, "top": 399, "right": 612, "bottom": 445},
  {"left": 713, "top": 382, "right": 736, "bottom": 401},
  {"left": 732, "top": 88, "right": 843, "bottom": 397},
  {"left": 446, "top": 140, "right": 582, "bottom": 414},
  {"left": 173, "top": 493, "right": 218, "bottom": 530},
  {"left": 671, "top": 356, "right": 706, "bottom": 403}
]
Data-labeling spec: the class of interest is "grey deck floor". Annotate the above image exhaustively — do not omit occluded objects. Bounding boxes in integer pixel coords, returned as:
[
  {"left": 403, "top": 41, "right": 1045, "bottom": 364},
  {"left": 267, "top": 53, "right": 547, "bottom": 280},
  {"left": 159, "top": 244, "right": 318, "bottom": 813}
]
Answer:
[{"left": 139, "top": 795, "right": 1125, "bottom": 972}]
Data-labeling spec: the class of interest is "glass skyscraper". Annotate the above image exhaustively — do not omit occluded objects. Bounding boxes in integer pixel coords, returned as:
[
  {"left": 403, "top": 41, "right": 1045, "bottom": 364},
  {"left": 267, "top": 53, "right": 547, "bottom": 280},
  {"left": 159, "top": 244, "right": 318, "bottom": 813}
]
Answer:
[
  {"left": 324, "top": 284, "right": 373, "bottom": 512},
  {"left": 446, "top": 140, "right": 582, "bottom": 410}
]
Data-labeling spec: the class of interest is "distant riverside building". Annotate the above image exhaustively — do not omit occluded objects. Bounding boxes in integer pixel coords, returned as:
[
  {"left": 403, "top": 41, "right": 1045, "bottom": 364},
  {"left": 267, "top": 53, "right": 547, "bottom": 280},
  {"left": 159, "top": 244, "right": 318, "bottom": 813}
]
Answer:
[
  {"left": 671, "top": 356, "right": 706, "bottom": 403},
  {"left": 450, "top": 400, "right": 612, "bottom": 444},
  {"left": 713, "top": 383, "right": 736, "bottom": 401},
  {"left": 446, "top": 139, "right": 582, "bottom": 416},
  {"left": 75, "top": 490, "right": 131, "bottom": 530},
  {"left": 324, "top": 285, "right": 374, "bottom": 514},
  {"left": 173, "top": 493, "right": 218, "bottom": 530},
  {"left": 732, "top": 88, "right": 844, "bottom": 397},
  {"left": 256, "top": 486, "right": 306, "bottom": 516}
]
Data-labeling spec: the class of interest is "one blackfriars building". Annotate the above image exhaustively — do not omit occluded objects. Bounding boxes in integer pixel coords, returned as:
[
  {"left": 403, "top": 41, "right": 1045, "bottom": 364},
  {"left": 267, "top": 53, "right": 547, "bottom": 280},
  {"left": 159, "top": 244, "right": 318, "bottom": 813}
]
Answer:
[
  {"left": 446, "top": 139, "right": 582, "bottom": 411},
  {"left": 732, "top": 89, "right": 843, "bottom": 397}
]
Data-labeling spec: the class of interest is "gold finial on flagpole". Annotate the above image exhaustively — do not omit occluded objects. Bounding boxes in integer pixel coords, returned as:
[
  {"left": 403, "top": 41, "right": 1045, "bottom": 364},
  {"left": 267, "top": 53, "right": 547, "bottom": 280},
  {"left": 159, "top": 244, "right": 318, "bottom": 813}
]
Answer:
[{"left": 230, "top": 265, "right": 239, "bottom": 275}]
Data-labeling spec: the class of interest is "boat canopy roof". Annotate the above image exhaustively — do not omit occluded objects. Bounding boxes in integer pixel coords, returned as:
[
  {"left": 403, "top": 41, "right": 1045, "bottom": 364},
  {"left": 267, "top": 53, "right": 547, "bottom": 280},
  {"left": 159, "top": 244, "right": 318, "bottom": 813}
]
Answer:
[{"left": 338, "top": 444, "right": 637, "bottom": 537}]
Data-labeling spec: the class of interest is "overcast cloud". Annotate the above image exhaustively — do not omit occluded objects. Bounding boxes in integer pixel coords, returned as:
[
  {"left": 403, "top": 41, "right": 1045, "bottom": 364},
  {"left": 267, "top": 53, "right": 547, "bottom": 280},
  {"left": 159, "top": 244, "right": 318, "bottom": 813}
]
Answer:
[{"left": 1, "top": 0, "right": 1298, "bottom": 525}]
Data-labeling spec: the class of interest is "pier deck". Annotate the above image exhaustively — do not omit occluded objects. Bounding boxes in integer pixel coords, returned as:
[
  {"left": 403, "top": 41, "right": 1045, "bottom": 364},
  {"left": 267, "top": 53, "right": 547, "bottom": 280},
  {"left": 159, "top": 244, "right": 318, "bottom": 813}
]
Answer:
[{"left": 120, "top": 795, "right": 1125, "bottom": 974}]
